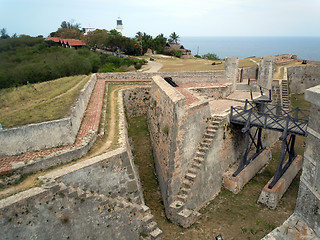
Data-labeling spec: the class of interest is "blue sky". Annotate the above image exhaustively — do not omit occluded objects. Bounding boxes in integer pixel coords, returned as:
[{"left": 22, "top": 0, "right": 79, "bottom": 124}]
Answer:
[{"left": 1, "top": 0, "right": 320, "bottom": 38}]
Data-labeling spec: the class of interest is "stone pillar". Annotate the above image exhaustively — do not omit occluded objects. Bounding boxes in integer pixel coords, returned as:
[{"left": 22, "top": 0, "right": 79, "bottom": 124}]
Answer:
[
  {"left": 258, "top": 56, "right": 275, "bottom": 90},
  {"left": 295, "top": 85, "right": 320, "bottom": 237},
  {"left": 224, "top": 56, "right": 239, "bottom": 91}
]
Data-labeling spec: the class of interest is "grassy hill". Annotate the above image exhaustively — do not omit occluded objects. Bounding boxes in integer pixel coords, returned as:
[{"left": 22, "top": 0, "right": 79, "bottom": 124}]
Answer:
[
  {"left": 0, "top": 36, "right": 101, "bottom": 89},
  {"left": 0, "top": 75, "right": 90, "bottom": 128}
]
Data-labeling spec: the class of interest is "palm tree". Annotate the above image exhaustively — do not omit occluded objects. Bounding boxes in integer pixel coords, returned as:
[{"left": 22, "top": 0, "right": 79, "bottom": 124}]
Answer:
[{"left": 169, "top": 32, "right": 179, "bottom": 44}]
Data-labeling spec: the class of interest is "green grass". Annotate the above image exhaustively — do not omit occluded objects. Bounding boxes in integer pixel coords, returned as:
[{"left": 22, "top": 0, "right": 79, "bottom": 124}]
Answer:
[
  {"left": 290, "top": 93, "right": 311, "bottom": 110},
  {"left": 0, "top": 75, "right": 90, "bottom": 128}
]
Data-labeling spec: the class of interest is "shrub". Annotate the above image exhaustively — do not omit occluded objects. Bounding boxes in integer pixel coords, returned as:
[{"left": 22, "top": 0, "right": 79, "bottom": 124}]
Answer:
[
  {"left": 0, "top": 37, "right": 104, "bottom": 89},
  {"left": 202, "top": 52, "right": 221, "bottom": 60}
]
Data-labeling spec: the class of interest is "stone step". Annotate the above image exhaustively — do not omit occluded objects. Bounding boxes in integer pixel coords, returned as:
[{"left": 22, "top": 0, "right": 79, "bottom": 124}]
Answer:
[
  {"left": 67, "top": 188, "right": 78, "bottom": 198},
  {"left": 177, "top": 209, "right": 201, "bottom": 228},
  {"left": 203, "top": 137, "right": 213, "bottom": 143},
  {"left": 77, "top": 189, "right": 86, "bottom": 198},
  {"left": 211, "top": 120, "right": 220, "bottom": 125},
  {"left": 192, "top": 161, "right": 202, "bottom": 169},
  {"left": 195, "top": 151, "right": 205, "bottom": 158},
  {"left": 194, "top": 156, "right": 204, "bottom": 164},
  {"left": 142, "top": 214, "right": 154, "bottom": 225},
  {"left": 198, "top": 146, "right": 208, "bottom": 153},
  {"left": 182, "top": 179, "right": 193, "bottom": 188},
  {"left": 150, "top": 228, "right": 163, "bottom": 240},
  {"left": 188, "top": 167, "right": 197, "bottom": 174},
  {"left": 177, "top": 194, "right": 188, "bottom": 203},
  {"left": 200, "top": 141, "right": 211, "bottom": 148},
  {"left": 185, "top": 173, "right": 196, "bottom": 181},
  {"left": 181, "top": 187, "right": 191, "bottom": 195},
  {"left": 169, "top": 201, "right": 184, "bottom": 212},
  {"left": 144, "top": 221, "right": 158, "bottom": 233},
  {"left": 207, "top": 129, "right": 217, "bottom": 135},
  {"left": 204, "top": 133, "right": 215, "bottom": 139}
]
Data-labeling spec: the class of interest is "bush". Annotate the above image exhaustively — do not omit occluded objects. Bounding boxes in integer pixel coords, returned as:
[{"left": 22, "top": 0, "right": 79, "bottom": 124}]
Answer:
[
  {"left": 202, "top": 53, "right": 220, "bottom": 60},
  {"left": 0, "top": 37, "right": 104, "bottom": 89},
  {"left": 194, "top": 54, "right": 202, "bottom": 58}
]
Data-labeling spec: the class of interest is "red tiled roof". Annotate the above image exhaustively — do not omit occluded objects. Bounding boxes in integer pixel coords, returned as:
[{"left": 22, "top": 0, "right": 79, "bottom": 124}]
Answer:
[
  {"left": 45, "top": 37, "right": 86, "bottom": 46},
  {"left": 63, "top": 39, "right": 86, "bottom": 46},
  {"left": 45, "top": 37, "right": 61, "bottom": 43}
]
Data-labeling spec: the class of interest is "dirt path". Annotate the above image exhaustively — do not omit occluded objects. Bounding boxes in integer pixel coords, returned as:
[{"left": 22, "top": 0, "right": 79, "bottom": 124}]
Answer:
[
  {"left": 144, "top": 60, "right": 163, "bottom": 72},
  {"left": 93, "top": 87, "right": 117, "bottom": 155},
  {"left": 51, "top": 76, "right": 87, "bottom": 100},
  {"left": 0, "top": 83, "right": 144, "bottom": 199}
]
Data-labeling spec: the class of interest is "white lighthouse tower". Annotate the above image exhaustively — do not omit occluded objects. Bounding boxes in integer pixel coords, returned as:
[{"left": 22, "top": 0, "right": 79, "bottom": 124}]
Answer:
[{"left": 116, "top": 17, "right": 123, "bottom": 34}]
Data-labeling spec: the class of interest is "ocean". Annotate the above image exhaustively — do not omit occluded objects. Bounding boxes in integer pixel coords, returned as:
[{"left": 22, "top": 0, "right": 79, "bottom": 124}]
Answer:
[{"left": 180, "top": 37, "right": 320, "bottom": 61}]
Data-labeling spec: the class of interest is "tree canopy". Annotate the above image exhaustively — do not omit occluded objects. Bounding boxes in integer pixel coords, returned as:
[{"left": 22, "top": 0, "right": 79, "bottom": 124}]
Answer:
[{"left": 169, "top": 32, "right": 179, "bottom": 44}]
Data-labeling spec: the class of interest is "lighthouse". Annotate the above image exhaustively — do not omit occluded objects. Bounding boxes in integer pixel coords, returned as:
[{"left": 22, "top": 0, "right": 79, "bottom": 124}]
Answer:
[{"left": 116, "top": 17, "right": 123, "bottom": 34}]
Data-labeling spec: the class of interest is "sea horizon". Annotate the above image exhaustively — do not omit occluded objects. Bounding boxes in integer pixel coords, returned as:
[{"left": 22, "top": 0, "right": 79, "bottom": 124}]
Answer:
[{"left": 180, "top": 36, "right": 320, "bottom": 61}]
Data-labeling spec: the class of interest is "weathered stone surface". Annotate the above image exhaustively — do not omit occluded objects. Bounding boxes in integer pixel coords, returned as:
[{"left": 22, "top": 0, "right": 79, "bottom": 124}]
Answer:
[
  {"left": 258, "top": 155, "right": 303, "bottom": 209},
  {"left": 223, "top": 149, "right": 271, "bottom": 194},
  {"left": 225, "top": 56, "right": 239, "bottom": 90},
  {"left": 0, "top": 74, "right": 97, "bottom": 157},
  {"left": 262, "top": 213, "right": 318, "bottom": 240},
  {"left": 288, "top": 66, "right": 320, "bottom": 94},
  {"left": 258, "top": 56, "right": 275, "bottom": 90}
]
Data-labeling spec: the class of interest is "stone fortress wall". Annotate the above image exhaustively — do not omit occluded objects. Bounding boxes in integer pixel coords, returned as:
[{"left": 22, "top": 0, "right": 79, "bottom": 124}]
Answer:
[
  {"left": 0, "top": 74, "right": 97, "bottom": 157},
  {"left": 1, "top": 59, "right": 320, "bottom": 239},
  {"left": 287, "top": 65, "right": 320, "bottom": 94},
  {"left": 0, "top": 86, "right": 163, "bottom": 240}
]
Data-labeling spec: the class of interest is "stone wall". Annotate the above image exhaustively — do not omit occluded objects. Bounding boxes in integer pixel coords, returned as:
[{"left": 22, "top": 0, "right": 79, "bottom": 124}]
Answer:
[
  {"left": 0, "top": 74, "right": 97, "bottom": 157},
  {"left": 189, "top": 84, "right": 233, "bottom": 100},
  {"left": 0, "top": 85, "right": 162, "bottom": 240},
  {"left": 241, "top": 66, "right": 258, "bottom": 81},
  {"left": 170, "top": 101, "right": 211, "bottom": 203},
  {"left": 295, "top": 85, "right": 320, "bottom": 236},
  {"left": 123, "top": 87, "right": 151, "bottom": 118},
  {"left": 147, "top": 76, "right": 186, "bottom": 208},
  {"left": 225, "top": 57, "right": 239, "bottom": 90},
  {"left": 0, "top": 184, "right": 145, "bottom": 240},
  {"left": 185, "top": 117, "right": 244, "bottom": 210},
  {"left": 287, "top": 66, "right": 320, "bottom": 94},
  {"left": 98, "top": 71, "right": 226, "bottom": 83}
]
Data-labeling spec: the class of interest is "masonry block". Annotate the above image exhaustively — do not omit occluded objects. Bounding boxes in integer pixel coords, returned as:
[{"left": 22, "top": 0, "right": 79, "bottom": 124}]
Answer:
[
  {"left": 258, "top": 155, "right": 303, "bottom": 209},
  {"left": 223, "top": 149, "right": 271, "bottom": 194}
]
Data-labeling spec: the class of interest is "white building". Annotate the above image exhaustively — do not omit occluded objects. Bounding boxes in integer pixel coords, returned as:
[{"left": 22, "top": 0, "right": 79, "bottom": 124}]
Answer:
[
  {"left": 116, "top": 17, "right": 123, "bottom": 34},
  {"left": 83, "top": 27, "right": 96, "bottom": 35}
]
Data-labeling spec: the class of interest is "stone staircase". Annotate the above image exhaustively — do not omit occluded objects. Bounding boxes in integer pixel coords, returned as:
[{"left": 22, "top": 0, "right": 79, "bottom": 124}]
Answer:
[
  {"left": 44, "top": 181, "right": 163, "bottom": 239},
  {"left": 281, "top": 79, "right": 290, "bottom": 111},
  {"left": 167, "top": 116, "right": 224, "bottom": 228}
]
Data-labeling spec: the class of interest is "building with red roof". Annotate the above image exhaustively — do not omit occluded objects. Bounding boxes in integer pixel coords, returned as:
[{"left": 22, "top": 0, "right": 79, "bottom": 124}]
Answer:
[{"left": 45, "top": 37, "right": 86, "bottom": 49}]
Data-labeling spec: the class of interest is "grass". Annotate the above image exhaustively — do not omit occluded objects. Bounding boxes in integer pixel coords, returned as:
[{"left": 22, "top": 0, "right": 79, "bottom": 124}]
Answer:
[
  {"left": 0, "top": 75, "right": 90, "bottom": 128},
  {"left": 156, "top": 55, "right": 263, "bottom": 72},
  {"left": 158, "top": 57, "right": 225, "bottom": 72}
]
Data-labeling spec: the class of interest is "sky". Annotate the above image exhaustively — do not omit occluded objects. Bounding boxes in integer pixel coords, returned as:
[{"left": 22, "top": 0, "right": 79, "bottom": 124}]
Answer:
[{"left": 1, "top": 0, "right": 320, "bottom": 38}]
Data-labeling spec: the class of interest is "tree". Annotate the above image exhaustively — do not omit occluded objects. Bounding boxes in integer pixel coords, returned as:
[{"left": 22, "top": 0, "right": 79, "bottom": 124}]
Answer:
[
  {"left": 60, "top": 20, "right": 81, "bottom": 29},
  {"left": 153, "top": 34, "right": 167, "bottom": 54},
  {"left": 1, "top": 28, "right": 10, "bottom": 39},
  {"left": 109, "top": 29, "right": 121, "bottom": 36},
  {"left": 53, "top": 28, "right": 83, "bottom": 39},
  {"left": 202, "top": 53, "right": 221, "bottom": 60},
  {"left": 169, "top": 32, "right": 179, "bottom": 44},
  {"left": 83, "top": 29, "right": 109, "bottom": 48}
]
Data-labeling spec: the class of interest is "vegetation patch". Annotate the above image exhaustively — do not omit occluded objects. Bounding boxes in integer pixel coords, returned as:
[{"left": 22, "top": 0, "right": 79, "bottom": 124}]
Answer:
[{"left": 0, "top": 75, "right": 90, "bottom": 128}]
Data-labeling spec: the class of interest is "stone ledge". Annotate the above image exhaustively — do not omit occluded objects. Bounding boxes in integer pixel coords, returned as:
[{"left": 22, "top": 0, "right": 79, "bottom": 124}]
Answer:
[
  {"left": 258, "top": 155, "right": 303, "bottom": 209},
  {"left": 11, "top": 130, "right": 98, "bottom": 176},
  {"left": 223, "top": 149, "right": 271, "bottom": 194},
  {"left": 261, "top": 213, "right": 318, "bottom": 240}
]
